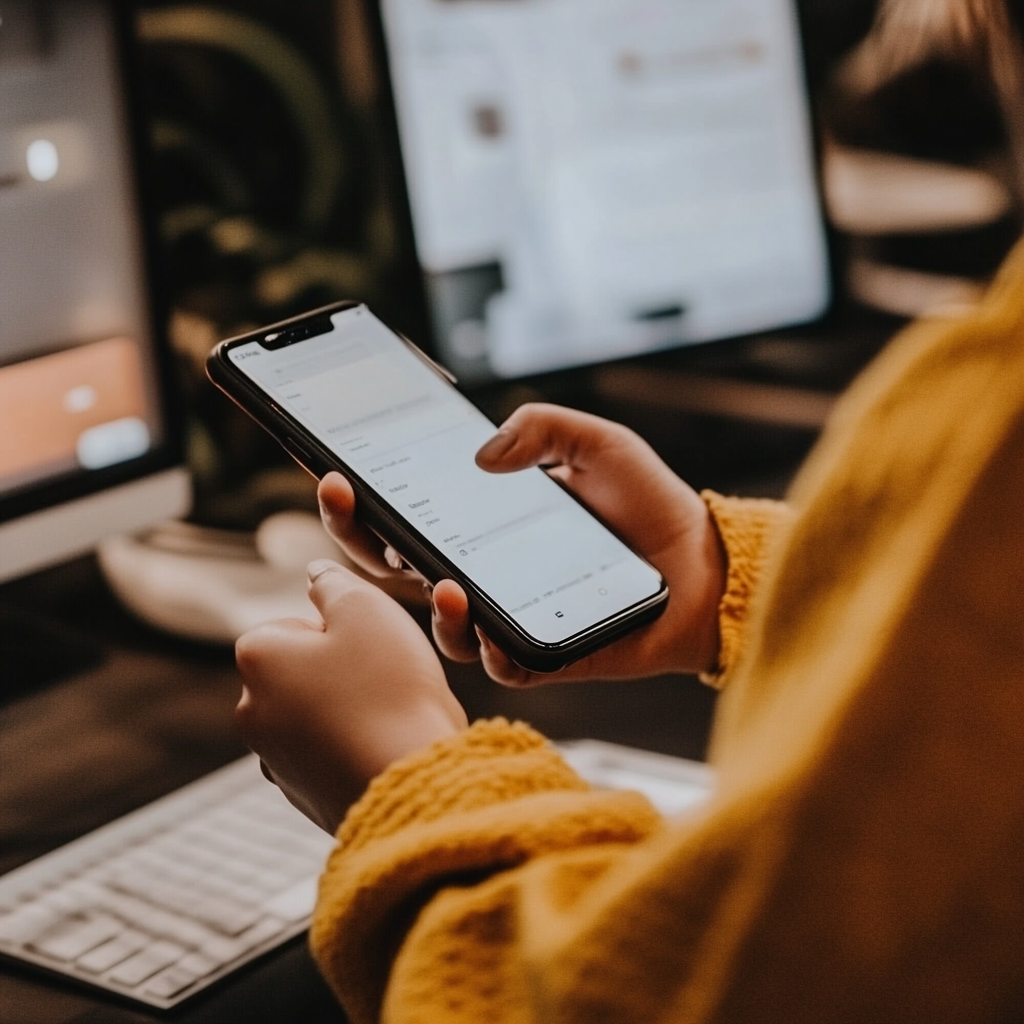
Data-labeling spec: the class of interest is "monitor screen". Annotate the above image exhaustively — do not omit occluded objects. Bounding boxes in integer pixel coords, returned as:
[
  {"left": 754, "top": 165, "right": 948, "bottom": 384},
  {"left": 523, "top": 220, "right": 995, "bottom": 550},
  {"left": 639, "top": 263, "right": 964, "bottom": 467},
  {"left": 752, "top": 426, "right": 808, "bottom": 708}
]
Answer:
[
  {"left": 0, "top": 1, "right": 188, "bottom": 583},
  {"left": 378, "top": 0, "right": 831, "bottom": 381}
]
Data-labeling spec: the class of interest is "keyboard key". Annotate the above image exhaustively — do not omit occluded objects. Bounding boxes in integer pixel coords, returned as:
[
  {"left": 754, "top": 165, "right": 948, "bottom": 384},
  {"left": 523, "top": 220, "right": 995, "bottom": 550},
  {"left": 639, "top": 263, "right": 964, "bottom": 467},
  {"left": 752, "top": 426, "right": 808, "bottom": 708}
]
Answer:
[
  {"left": 0, "top": 904, "right": 62, "bottom": 945},
  {"left": 105, "top": 871, "right": 260, "bottom": 934},
  {"left": 128, "top": 877, "right": 203, "bottom": 916},
  {"left": 35, "top": 884, "right": 91, "bottom": 915},
  {"left": 68, "top": 886, "right": 212, "bottom": 947},
  {"left": 176, "top": 951, "right": 220, "bottom": 979},
  {"left": 144, "top": 963, "right": 204, "bottom": 999},
  {"left": 192, "top": 898, "right": 262, "bottom": 936},
  {"left": 263, "top": 877, "right": 319, "bottom": 923},
  {"left": 109, "top": 940, "right": 186, "bottom": 987},
  {"left": 31, "top": 914, "right": 122, "bottom": 962},
  {"left": 58, "top": 877, "right": 112, "bottom": 908},
  {"left": 182, "top": 871, "right": 260, "bottom": 909},
  {"left": 199, "top": 915, "right": 287, "bottom": 966},
  {"left": 76, "top": 930, "right": 149, "bottom": 973}
]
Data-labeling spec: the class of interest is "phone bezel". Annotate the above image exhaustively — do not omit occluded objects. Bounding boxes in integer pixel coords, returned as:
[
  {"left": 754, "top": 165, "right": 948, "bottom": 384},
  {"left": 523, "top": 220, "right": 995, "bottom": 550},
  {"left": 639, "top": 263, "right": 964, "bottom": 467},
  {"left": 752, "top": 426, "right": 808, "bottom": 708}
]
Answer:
[{"left": 207, "top": 301, "right": 669, "bottom": 672}]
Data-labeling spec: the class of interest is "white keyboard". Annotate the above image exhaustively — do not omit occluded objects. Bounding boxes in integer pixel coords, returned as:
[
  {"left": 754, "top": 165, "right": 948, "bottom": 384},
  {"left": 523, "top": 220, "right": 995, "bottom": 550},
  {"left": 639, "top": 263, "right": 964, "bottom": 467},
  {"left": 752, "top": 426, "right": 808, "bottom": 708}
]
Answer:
[{"left": 0, "top": 755, "right": 334, "bottom": 1009}]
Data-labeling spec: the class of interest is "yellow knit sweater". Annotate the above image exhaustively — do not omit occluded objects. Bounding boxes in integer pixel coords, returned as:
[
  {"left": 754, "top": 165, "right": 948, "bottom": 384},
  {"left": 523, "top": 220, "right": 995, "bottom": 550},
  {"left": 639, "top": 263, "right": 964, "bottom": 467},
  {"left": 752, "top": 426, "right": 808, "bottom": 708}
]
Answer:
[{"left": 311, "top": 241, "right": 1024, "bottom": 1024}]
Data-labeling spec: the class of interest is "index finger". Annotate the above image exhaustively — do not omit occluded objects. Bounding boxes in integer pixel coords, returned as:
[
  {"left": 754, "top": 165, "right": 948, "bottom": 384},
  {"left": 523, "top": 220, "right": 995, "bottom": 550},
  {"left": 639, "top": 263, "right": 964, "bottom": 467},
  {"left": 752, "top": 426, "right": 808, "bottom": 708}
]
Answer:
[{"left": 317, "top": 472, "right": 403, "bottom": 579}]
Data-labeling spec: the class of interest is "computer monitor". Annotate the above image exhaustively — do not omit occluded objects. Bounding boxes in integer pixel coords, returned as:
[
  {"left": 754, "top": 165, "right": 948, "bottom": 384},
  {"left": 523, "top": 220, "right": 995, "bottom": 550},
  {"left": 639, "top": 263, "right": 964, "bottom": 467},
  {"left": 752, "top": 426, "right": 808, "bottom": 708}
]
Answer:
[
  {"left": 0, "top": 1, "right": 189, "bottom": 585},
  {"left": 372, "top": 0, "right": 832, "bottom": 383}
]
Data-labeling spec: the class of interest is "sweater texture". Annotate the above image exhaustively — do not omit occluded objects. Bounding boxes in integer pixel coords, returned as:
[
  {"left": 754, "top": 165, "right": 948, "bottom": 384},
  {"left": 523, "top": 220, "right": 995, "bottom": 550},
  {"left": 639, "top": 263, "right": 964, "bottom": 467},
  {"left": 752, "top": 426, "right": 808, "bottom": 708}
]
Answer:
[{"left": 311, "top": 239, "right": 1024, "bottom": 1024}]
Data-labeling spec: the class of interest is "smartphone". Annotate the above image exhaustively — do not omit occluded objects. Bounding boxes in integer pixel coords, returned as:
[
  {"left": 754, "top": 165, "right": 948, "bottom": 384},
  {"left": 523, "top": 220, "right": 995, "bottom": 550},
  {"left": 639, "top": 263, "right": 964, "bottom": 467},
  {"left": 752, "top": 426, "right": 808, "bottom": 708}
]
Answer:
[{"left": 207, "top": 302, "right": 668, "bottom": 671}]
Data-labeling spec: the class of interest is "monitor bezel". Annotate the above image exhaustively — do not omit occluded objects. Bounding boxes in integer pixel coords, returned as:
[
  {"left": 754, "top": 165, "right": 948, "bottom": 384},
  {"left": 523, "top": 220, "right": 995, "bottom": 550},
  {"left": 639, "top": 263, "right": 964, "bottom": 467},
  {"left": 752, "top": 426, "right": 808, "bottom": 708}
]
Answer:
[
  {"left": 358, "top": 0, "right": 840, "bottom": 385},
  {"left": 0, "top": 0, "right": 185, "bottom": 528}
]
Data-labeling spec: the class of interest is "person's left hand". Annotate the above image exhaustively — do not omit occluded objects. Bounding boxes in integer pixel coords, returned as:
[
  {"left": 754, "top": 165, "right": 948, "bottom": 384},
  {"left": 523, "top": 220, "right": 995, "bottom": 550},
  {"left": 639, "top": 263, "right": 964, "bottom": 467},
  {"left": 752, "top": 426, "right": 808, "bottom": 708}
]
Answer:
[{"left": 234, "top": 560, "right": 468, "bottom": 833}]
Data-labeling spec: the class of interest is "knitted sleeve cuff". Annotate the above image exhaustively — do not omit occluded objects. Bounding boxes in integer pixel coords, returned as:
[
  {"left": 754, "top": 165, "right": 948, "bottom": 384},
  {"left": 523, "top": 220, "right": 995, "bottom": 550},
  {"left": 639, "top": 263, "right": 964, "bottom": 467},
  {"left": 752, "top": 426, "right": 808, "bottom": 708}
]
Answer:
[
  {"left": 699, "top": 491, "right": 793, "bottom": 688},
  {"left": 312, "top": 719, "right": 662, "bottom": 1023},
  {"left": 336, "top": 718, "right": 589, "bottom": 855}
]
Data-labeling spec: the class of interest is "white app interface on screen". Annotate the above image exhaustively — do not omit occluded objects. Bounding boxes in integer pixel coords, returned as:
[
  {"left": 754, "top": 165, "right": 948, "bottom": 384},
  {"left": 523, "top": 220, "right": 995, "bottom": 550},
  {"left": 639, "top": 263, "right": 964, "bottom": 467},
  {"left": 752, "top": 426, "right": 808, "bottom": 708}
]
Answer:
[{"left": 229, "top": 307, "right": 663, "bottom": 643}]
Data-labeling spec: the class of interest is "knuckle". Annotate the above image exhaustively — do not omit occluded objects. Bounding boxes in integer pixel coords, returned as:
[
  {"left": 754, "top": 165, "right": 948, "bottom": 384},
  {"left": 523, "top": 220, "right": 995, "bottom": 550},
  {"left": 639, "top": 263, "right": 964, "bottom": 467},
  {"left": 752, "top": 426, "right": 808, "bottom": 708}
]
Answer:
[
  {"left": 308, "top": 564, "right": 347, "bottom": 596},
  {"left": 595, "top": 417, "right": 638, "bottom": 451},
  {"left": 233, "top": 696, "right": 257, "bottom": 742},
  {"left": 312, "top": 568, "right": 378, "bottom": 615},
  {"left": 233, "top": 696, "right": 253, "bottom": 729},
  {"left": 234, "top": 627, "right": 272, "bottom": 677}
]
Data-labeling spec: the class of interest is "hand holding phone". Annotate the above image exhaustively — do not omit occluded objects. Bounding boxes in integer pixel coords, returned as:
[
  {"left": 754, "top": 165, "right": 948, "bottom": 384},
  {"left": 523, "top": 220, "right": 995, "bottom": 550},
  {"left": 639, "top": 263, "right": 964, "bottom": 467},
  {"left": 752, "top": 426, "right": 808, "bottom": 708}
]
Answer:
[
  {"left": 208, "top": 303, "right": 723, "bottom": 672},
  {"left": 235, "top": 558, "right": 468, "bottom": 833},
  {"left": 316, "top": 403, "right": 727, "bottom": 688}
]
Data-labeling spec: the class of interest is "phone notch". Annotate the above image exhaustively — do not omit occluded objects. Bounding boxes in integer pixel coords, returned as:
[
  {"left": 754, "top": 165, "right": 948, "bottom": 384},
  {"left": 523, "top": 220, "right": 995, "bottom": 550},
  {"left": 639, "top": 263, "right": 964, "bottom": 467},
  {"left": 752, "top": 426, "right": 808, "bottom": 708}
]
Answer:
[{"left": 260, "top": 312, "right": 336, "bottom": 351}]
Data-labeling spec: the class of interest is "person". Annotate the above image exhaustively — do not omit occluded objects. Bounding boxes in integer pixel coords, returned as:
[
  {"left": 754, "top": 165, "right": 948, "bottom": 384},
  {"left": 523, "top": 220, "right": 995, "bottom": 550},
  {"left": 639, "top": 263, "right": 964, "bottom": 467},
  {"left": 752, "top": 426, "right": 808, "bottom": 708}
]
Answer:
[
  {"left": 233, "top": 228, "right": 1023, "bottom": 1023},
  {"left": 233, "top": 2, "right": 1024, "bottom": 1014}
]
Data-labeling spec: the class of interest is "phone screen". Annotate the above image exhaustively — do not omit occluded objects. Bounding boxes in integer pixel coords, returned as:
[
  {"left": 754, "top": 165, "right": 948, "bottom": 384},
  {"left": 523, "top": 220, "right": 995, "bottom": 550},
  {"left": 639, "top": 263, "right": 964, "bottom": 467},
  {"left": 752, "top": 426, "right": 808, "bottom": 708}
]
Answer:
[{"left": 227, "top": 306, "right": 663, "bottom": 644}]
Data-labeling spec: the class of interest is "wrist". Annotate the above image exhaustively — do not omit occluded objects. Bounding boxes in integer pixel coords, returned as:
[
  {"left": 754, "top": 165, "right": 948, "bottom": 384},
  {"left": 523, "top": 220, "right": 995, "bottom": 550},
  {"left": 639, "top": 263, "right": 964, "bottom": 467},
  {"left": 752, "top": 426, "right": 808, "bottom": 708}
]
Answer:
[{"left": 350, "top": 700, "right": 468, "bottom": 790}]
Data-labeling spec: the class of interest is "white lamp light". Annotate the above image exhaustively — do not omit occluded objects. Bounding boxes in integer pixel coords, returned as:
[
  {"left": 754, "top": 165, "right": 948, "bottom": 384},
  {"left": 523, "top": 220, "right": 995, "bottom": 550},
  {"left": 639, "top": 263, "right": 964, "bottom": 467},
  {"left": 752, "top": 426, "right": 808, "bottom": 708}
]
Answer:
[{"left": 26, "top": 138, "right": 60, "bottom": 182}]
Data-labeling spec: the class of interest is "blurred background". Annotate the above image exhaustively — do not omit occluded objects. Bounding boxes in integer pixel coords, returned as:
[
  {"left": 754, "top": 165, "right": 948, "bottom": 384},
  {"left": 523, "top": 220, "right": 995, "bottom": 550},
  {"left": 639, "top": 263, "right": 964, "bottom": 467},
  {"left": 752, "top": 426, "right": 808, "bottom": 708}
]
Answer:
[
  {"left": 137, "top": 0, "right": 1023, "bottom": 530},
  {"left": 3, "top": 0, "right": 1022, "bottom": 717}
]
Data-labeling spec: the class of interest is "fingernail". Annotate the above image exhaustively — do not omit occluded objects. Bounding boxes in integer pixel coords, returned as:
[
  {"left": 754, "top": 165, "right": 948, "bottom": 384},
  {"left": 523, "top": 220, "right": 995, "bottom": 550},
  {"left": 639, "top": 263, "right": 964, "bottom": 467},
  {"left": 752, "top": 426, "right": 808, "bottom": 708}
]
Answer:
[
  {"left": 477, "top": 428, "right": 517, "bottom": 464},
  {"left": 307, "top": 558, "right": 336, "bottom": 581}
]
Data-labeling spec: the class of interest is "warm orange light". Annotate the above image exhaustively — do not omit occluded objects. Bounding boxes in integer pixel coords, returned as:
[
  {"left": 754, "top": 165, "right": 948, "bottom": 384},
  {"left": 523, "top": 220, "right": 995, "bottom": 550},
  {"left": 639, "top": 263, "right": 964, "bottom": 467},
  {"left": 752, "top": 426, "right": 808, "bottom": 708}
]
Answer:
[{"left": 0, "top": 337, "right": 148, "bottom": 480}]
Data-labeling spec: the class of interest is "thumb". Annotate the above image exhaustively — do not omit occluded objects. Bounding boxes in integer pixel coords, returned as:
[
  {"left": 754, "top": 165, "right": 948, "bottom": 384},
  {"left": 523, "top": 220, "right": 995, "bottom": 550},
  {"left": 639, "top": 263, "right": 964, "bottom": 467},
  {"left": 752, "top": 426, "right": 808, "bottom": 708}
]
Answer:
[
  {"left": 476, "top": 403, "right": 635, "bottom": 474},
  {"left": 306, "top": 559, "right": 371, "bottom": 626},
  {"left": 475, "top": 403, "right": 699, "bottom": 554}
]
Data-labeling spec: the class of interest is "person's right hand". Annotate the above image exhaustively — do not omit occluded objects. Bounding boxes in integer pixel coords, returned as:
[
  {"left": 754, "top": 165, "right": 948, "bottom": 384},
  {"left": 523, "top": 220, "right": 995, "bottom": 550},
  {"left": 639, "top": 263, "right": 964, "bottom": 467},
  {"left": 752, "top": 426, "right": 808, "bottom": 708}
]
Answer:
[{"left": 317, "top": 403, "right": 727, "bottom": 687}]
